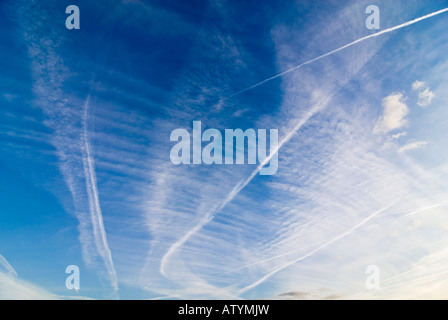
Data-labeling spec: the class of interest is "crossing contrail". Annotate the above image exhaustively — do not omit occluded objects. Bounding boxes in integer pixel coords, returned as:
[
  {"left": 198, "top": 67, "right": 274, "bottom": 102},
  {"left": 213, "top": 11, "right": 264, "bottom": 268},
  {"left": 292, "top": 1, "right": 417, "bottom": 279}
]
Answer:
[
  {"left": 160, "top": 102, "right": 326, "bottom": 277},
  {"left": 160, "top": 8, "right": 448, "bottom": 278},
  {"left": 226, "top": 7, "right": 448, "bottom": 100}
]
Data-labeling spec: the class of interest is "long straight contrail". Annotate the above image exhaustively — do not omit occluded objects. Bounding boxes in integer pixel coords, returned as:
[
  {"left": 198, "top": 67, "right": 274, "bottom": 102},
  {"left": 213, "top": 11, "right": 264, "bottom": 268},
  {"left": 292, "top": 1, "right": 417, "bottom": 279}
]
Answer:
[
  {"left": 226, "top": 7, "right": 448, "bottom": 100},
  {"left": 82, "top": 96, "right": 119, "bottom": 298},
  {"left": 237, "top": 201, "right": 397, "bottom": 295},
  {"left": 160, "top": 8, "right": 448, "bottom": 277}
]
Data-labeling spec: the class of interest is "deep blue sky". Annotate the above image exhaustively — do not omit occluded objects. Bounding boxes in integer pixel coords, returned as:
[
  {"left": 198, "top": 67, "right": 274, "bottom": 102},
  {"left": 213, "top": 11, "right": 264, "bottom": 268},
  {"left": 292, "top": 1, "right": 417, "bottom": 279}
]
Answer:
[{"left": 1, "top": 0, "right": 447, "bottom": 299}]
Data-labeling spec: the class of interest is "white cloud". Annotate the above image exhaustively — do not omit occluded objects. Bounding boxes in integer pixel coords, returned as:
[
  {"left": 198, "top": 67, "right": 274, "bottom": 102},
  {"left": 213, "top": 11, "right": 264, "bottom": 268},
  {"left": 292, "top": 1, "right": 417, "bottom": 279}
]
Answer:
[
  {"left": 399, "top": 141, "right": 429, "bottom": 153},
  {"left": 374, "top": 93, "right": 409, "bottom": 134},
  {"left": 0, "top": 256, "right": 56, "bottom": 300},
  {"left": 417, "top": 88, "right": 435, "bottom": 108},
  {"left": 391, "top": 132, "right": 407, "bottom": 140},
  {"left": 0, "top": 258, "right": 95, "bottom": 300},
  {"left": 412, "top": 81, "right": 435, "bottom": 107},
  {"left": 0, "top": 272, "right": 57, "bottom": 300},
  {"left": 412, "top": 81, "right": 425, "bottom": 91}
]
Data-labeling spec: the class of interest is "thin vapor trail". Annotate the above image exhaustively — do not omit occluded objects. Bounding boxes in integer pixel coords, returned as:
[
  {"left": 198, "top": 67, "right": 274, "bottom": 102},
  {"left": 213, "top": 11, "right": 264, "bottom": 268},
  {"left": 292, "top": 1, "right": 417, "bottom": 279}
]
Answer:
[
  {"left": 82, "top": 96, "right": 119, "bottom": 298},
  {"left": 226, "top": 8, "right": 448, "bottom": 99},
  {"left": 356, "top": 200, "right": 448, "bottom": 233},
  {"left": 227, "top": 201, "right": 448, "bottom": 273},
  {"left": 382, "top": 255, "right": 448, "bottom": 286},
  {"left": 160, "top": 8, "right": 448, "bottom": 278},
  {"left": 0, "top": 255, "right": 18, "bottom": 277},
  {"left": 15, "top": 0, "right": 120, "bottom": 298},
  {"left": 160, "top": 102, "right": 326, "bottom": 276},
  {"left": 229, "top": 201, "right": 447, "bottom": 276},
  {"left": 237, "top": 201, "right": 397, "bottom": 295}
]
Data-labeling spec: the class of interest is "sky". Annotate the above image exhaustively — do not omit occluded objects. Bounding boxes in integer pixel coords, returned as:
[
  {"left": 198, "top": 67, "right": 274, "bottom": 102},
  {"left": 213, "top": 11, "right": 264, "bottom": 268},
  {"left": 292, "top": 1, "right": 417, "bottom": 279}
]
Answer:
[{"left": 0, "top": 0, "right": 447, "bottom": 300}]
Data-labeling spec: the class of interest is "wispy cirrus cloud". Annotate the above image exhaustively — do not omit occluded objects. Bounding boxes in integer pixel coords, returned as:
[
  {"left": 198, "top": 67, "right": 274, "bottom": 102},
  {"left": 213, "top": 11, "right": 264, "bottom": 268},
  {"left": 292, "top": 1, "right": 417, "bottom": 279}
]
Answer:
[
  {"left": 15, "top": 0, "right": 119, "bottom": 298},
  {"left": 0, "top": 256, "right": 97, "bottom": 300},
  {"left": 0, "top": 255, "right": 56, "bottom": 300},
  {"left": 146, "top": 0, "right": 391, "bottom": 298},
  {"left": 399, "top": 141, "right": 429, "bottom": 153},
  {"left": 4, "top": 0, "right": 447, "bottom": 300},
  {"left": 0, "top": 271, "right": 57, "bottom": 300},
  {"left": 147, "top": 3, "right": 448, "bottom": 299}
]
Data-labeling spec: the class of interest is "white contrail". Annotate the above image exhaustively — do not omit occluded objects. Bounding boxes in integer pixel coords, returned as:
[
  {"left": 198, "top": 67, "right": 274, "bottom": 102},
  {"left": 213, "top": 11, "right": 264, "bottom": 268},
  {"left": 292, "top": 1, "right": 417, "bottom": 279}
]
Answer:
[
  {"left": 160, "top": 8, "right": 448, "bottom": 277},
  {"left": 226, "top": 8, "right": 448, "bottom": 99},
  {"left": 237, "top": 201, "right": 397, "bottom": 295},
  {"left": 228, "top": 200, "right": 448, "bottom": 274},
  {"left": 355, "top": 200, "right": 448, "bottom": 234},
  {"left": 382, "top": 254, "right": 448, "bottom": 286},
  {"left": 16, "top": 1, "right": 120, "bottom": 298},
  {"left": 160, "top": 102, "right": 325, "bottom": 276},
  {"left": 82, "top": 96, "right": 120, "bottom": 298},
  {"left": 0, "top": 255, "right": 18, "bottom": 277},
  {"left": 238, "top": 201, "right": 448, "bottom": 294}
]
